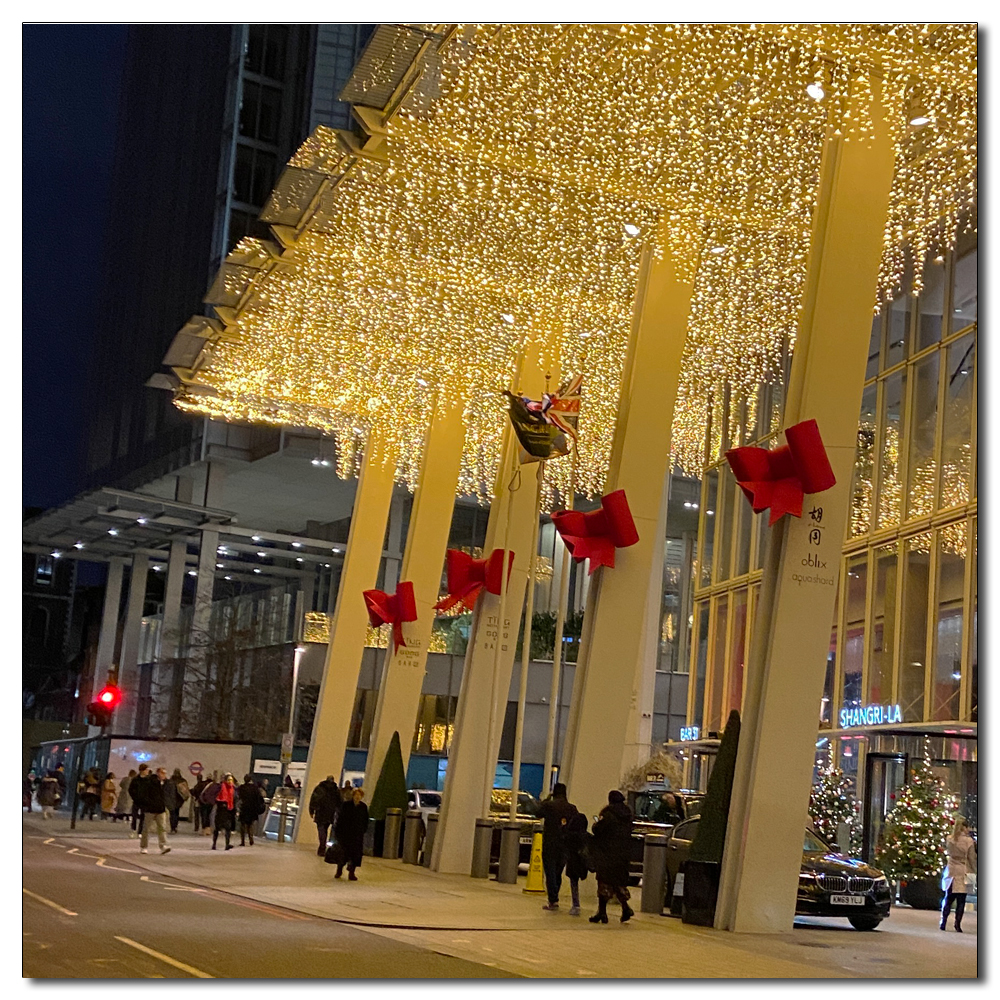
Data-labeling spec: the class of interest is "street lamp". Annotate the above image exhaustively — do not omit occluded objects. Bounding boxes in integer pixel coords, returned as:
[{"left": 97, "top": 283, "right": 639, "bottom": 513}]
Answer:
[{"left": 277, "top": 644, "right": 306, "bottom": 844}]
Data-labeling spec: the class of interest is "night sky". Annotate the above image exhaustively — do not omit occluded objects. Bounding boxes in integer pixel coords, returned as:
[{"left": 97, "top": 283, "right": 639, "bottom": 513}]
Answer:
[{"left": 23, "top": 25, "right": 128, "bottom": 510}]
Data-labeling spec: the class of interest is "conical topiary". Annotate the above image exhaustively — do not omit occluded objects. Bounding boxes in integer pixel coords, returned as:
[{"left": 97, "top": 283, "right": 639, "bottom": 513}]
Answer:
[
  {"left": 367, "top": 730, "right": 408, "bottom": 821},
  {"left": 689, "top": 709, "right": 741, "bottom": 863}
]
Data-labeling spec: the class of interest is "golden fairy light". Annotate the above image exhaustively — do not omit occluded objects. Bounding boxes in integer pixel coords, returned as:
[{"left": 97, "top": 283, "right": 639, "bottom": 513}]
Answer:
[{"left": 169, "top": 23, "right": 976, "bottom": 491}]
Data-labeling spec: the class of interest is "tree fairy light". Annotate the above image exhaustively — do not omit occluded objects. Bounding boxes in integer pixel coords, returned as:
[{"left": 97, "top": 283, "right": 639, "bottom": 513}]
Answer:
[{"left": 170, "top": 23, "right": 976, "bottom": 490}]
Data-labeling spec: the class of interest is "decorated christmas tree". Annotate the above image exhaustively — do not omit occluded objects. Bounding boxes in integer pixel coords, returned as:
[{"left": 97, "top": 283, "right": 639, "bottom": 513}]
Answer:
[
  {"left": 809, "top": 762, "right": 862, "bottom": 855},
  {"left": 876, "top": 753, "right": 959, "bottom": 879}
]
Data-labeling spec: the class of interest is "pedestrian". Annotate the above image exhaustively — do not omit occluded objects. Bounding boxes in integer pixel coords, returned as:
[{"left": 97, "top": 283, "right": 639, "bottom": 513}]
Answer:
[
  {"left": 101, "top": 772, "right": 118, "bottom": 819},
  {"left": 588, "top": 790, "right": 635, "bottom": 924},
  {"left": 191, "top": 772, "right": 210, "bottom": 833},
  {"left": 283, "top": 774, "right": 296, "bottom": 790},
  {"left": 308, "top": 774, "right": 343, "bottom": 857},
  {"left": 537, "top": 782, "right": 579, "bottom": 912},
  {"left": 53, "top": 764, "right": 67, "bottom": 803},
  {"left": 117, "top": 770, "right": 136, "bottom": 824},
  {"left": 23, "top": 770, "right": 37, "bottom": 812},
  {"left": 238, "top": 774, "right": 266, "bottom": 846},
  {"left": 130, "top": 763, "right": 151, "bottom": 838},
  {"left": 37, "top": 773, "right": 60, "bottom": 819},
  {"left": 652, "top": 791, "right": 684, "bottom": 826},
  {"left": 341, "top": 780, "right": 354, "bottom": 802},
  {"left": 563, "top": 810, "right": 590, "bottom": 917},
  {"left": 212, "top": 773, "right": 238, "bottom": 851},
  {"left": 78, "top": 767, "right": 101, "bottom": 820},
  {"left": 137, "top": 767, "right": 171, "bottom": 855},
  {"left": 941, "top": 815, "right": 977, "bottom": 932},
  {"left": 333, "top": 787, "right": 369, "bottom": 881},
  {"left": 199, "top": 773, "right": 221, "bottom": 836},
  {"left": 164, "top": 768, "right": 190, "bottom": 833}
]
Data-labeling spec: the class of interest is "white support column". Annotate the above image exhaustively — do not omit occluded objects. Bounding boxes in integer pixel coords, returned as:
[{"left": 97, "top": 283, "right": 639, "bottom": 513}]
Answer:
[
  {"left": 117, "top": 553, "right": 149, "bottom": 734},
  {"left": 296, "top": 435, "right": 397, "bottom": 842},
  {"left": 159, "top": 538, "right": 189, "bottom": 735},
  {"left": 382, "top": 494, "right": 406, "bottom": 594},
  {"left": 95, "top": 556, "right": 126, "bottom": 685},
  {"left": 179, "top": 527, "right": 219, "bottom": 737},
  {"left": 365, "top": 405, "right": 465, "bottom": 789},
  {"left": 432, "top": 356, "right": 546, "bottom": 874},
  {"left": 716, "top": 92, "right": 896, "bottom": 934},
  {"left": 560, "top": 239, "right": 694, "bottom": 823}
]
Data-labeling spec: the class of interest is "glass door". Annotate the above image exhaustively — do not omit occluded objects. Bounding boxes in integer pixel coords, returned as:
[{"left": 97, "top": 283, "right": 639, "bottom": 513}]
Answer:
[{"left": 864, "top": 752, "right": 907, "bottom": 864}]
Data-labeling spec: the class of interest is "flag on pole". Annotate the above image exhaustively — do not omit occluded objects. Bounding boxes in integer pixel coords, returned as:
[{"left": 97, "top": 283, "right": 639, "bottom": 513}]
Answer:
[{"left": 504, "top": 374, "right": 582, "bottom": 463}]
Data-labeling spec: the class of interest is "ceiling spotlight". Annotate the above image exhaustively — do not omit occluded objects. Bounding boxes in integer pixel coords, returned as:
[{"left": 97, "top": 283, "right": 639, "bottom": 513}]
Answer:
[
  {"left": 806, "top": 82, "right": 825, "bottom": 101},
  {"left": 216, "top": 563, "right": 224, "bottom": 569},
  {"left": 292, "top": 542, "right": 302, "bottom": 548},
  {"left": 709, "top": 245, "right": 727, "bottom": 254},
  {"left": 311, "top": 458, "right": 321, "bottom": 466},
  {"left": 324, "top": 563, "right": 332, "bottom": 569},
  {"left": 253, "top": 568, "right": 261, "bottom": 574},
  {"left": 50, "top": 550, "right": 61, "bottom": 559},
  {"left": 320, "top": 459, "right": 331, "bottom": 467},
  {"left": 251, "top": 535, "right": 262, "bottom": 542},
  {"left": 623, "top": 223, "right": 640, "bottom": 237},
  {"left": 296, "top": 557, "right": 304, "bottom": 563},
  {"left": 909, "top": 115, "right": 931, "bottom": 126},
  {"left": 224, "top": 575, "right": 232, "bottom": 581},
  {"left": 187, "top": 570, "right": 197, "bottom": 577},
  {"left": 257, "top": 551, "right": 267, "bottom": 558},
  {"left": 706, "top": 509, "right": 715, "bottom": 516},
  {"left": 416, "top": 377, "right": 430, "bottom": 387},
  {"left": 136, "top": 517, "right": 147, "bottom": 525},
  {"left": 73, "top": 542, "right": 85, "bottom": 550},
  {"left": 332, "top": 548, "right": 342, "bottom": 554},
  {"left": 107, "top": 528, "right": 119, "bottom": 536},
  {"left": 500, "top": 313, "right": 515, "bottom": 325},
  {"left": 153, "top": 565, "right": 163, "bottom": 572}
]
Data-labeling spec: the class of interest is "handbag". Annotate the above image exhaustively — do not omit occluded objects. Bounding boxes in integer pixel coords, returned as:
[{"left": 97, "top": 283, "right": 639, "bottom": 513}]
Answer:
[
  {"left": 324, "top": 840, "right": 346, "bottom": 866},
  {"left": 580, "top": 832, "right": 599, "bottom": 873}
]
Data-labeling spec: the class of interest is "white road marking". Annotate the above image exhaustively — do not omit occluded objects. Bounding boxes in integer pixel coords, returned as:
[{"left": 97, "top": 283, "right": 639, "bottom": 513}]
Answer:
[
  {"left": 113, "top": 936, "right": 214, "bottom": 978},
  {"left": 138, "top": 875, "right": 205, "bottom": 892},
  {"left": 22, "top": 889, "right": 77, "bottom": 917},
  {"left": 66, "top": 848, "right": 105, "bottom": 860},
  {"left": 96, "top": 858, "right": 142, "bottom": 873}
]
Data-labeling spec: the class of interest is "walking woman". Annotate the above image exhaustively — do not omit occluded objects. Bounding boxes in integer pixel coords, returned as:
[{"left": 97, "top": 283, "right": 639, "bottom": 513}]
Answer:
[
  {"left": 941, "top": 815, "right": 977, "bottom": 932},
  {"left": 589, "top": 790, "right": 635, "bottom": 924},
  {"left": 117, "top": 769, "right": 136, "bottom": 825},
  {"left": 333, "top": 787, "right": 369, "bottom": 880},
  {"left": 212, "top": 773, "right": 238, "bottom": 851},
  {"left": 101, "top": 772, "right": 118, "bottom": 820}
]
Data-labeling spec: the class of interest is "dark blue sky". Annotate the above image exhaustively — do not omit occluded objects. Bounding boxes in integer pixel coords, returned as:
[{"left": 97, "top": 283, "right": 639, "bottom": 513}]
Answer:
[{"left": 23, "top": 25, "right": 128, "bottom": 510}]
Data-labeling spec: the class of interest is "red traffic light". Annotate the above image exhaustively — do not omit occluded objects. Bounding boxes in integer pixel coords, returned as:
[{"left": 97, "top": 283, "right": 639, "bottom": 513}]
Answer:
[{"left": 96, "top": 685, "right": 122, "bottom": 708}]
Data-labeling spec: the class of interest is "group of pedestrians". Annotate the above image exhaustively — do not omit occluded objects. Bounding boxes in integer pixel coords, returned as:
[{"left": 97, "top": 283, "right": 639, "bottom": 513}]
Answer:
[
  {"left": 537, "top": 784, "right": 635, "bottom": 925},
  {"left": 308, "top": 776, "right": 369, "bottom": 881}
]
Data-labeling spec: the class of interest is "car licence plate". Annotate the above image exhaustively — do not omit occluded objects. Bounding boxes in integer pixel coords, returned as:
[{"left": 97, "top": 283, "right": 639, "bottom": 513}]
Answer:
[
  {"left": 830, "top": 894, "right": 866, "bottom": 906},
  {"left": 519, "top": 837, "right": 533, "bottom": 845}
]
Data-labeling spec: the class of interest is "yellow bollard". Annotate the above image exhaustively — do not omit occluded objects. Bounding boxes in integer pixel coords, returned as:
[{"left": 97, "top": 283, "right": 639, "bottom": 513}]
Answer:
[{"left": 523, "top": 831, "right": 546, "bottom": 893}]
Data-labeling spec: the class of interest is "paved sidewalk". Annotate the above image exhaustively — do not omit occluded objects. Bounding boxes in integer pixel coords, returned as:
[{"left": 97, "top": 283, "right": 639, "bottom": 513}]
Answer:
[{"left": 23, "top": 814, "right": 978, "bottom": 979}]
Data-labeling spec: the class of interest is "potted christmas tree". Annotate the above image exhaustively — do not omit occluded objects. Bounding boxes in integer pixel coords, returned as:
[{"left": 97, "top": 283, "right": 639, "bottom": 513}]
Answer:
[
  {"left": 367, "top": 731, "right": 408, "bottom": 857},
  {"left": 876, "top": 754, "right": 959, "bottom": 910},
  {"left": 809, "top": 762, "right": 862, "bottom": 856}
]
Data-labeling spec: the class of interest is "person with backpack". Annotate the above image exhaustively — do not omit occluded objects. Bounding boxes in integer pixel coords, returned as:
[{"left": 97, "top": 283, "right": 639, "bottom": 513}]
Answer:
[
  {"left": 163, "top": 768, "right": 190, "bottom": 833},
  {"left": 199, "top": 773, "right": 221, "bottom": 836},
  {"left": 237, "top": 774, "right": 266, "bottom": 847}
]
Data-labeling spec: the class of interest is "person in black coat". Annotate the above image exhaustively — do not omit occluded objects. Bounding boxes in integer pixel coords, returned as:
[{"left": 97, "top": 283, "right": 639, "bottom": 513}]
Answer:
[
  {"left": 237, "top": 774, "right": 266, "bottom": 846},
  {"left": 537, "top": 782, "right": 579, "bottom": 911},
  {"left": 589, "top": 790, "right": 634, "bottom": 924},
  {"left": 333, "top": 787, "right": 369, "bottom": 881},
  {"left": 309, "top": 775, "right": 343, "bottom": 857},
  {"left": 563, "top": 810, "right": 590, "bottom": 916}
]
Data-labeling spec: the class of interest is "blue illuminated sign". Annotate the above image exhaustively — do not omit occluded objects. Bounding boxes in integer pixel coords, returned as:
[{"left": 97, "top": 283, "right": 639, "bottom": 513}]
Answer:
[
  {"left": 680, "top": 726, "right": 700, "bottom": 741},
  {"left": 839, "top": 703, "right": 902, "bottom": 728}
]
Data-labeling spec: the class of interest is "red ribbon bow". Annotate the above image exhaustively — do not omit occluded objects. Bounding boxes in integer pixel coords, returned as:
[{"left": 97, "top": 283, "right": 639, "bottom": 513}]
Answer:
[
  {"left": 433, "top": 548, "right": 515, "bottom": 613},
  {"left": 550, "top": 489, "right": 639, "bottom": 574},
  {"left": 363, "top": 581, "right": 418, "bottom": 652},
  {"left": 724, "top": 419, "right": 836, "bottom": 526}
]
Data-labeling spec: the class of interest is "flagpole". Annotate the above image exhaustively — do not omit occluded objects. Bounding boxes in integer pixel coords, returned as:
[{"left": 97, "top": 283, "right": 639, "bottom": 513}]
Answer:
[
  {"left": 509, "top": 459, "right": 544, "bottom": 820},
  {"left": 541, "top": 453, "right": 576, "bottom": 796}
]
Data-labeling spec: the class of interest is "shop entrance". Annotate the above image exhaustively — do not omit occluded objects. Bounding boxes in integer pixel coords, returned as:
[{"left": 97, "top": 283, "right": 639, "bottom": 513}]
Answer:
[{"left": 863, "top": 752, "right": 907, "bottom": 864}]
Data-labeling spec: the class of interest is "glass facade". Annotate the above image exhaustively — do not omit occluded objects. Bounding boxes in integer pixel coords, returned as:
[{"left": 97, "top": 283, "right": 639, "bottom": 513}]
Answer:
[{"left": 682, "top": 237, "right": 977, "bottom": 813}]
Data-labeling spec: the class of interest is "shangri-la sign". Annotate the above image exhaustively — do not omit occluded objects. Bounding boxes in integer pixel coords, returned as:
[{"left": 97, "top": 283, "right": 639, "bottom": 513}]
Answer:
[{"left": 839, "top": 703, "right": 903, "bottom": 728}]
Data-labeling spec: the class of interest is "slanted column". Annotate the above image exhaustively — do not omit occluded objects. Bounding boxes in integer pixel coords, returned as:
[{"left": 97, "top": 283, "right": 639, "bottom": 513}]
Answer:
[
  {"left": 561, "top": 237, "right": 694, "bottom": 823},
  {"left": 95, "top": 556, "right": 126, "bottom": 686},
  {"left": 179, "top": 527, "right": 219, "bottom": 737},
  {"left": 432, "top": 356, "right": 546, "bottom": 874},
  {"left": 296, "top": 435, "right": 397, "bottom": 842},
  {"left": 365, "top": 405, "right": 465, "bottom": 790},
  {"left": 117, "top": 553, "right": 149, "bottom": 733},
  {"left": 716, "top": 90, "right": 896, "bottom": 934}
]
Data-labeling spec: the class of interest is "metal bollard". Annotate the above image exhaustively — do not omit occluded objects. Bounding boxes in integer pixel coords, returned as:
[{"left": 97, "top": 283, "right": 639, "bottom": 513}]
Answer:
[
  {"left": 402, "top": 809, "right": 423, "bottom": 864},
  {"left": 496, "top": 820, "right": 522, "bottom": 884},
  {"left": 384, "top": 807, "right": 403, "bottom": 860},
  {"left": 641, "top": 834, "right": 669, "bottom": 914},
  {"left": 470, "top": 817, "right": 495, "bottom": 878},
  {"left": 422, "top": 812, "right": 439, "bottom": 867}
]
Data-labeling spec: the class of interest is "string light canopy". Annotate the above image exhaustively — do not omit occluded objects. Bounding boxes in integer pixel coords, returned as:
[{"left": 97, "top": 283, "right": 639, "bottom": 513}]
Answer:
[{"left": 167, "top": 23, "right": 977, "bottom": 492}]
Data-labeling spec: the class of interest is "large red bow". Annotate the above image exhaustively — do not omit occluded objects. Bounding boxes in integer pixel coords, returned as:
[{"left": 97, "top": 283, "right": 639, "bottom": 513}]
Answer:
[
  {"left": 363, "top": 581, "right": 418, "bottom": 652},
  {"left": 433, "top": 548, "right": 515, "bottom": 613},
  {"left": 725, "top": 419, "right": 836, "bottom": 526},
  {"left": 550, "top": 489, "right": 639, "bottom": 574}
]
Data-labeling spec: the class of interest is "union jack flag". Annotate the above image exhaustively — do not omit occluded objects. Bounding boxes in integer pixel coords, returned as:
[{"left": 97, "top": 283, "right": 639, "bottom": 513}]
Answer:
[{"left": 504, "top": 374, "right": 583, "bottom": 462}]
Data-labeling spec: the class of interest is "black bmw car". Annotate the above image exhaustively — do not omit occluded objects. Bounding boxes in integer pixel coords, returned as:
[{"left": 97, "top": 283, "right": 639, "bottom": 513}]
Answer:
[{"left": 665, "top": 819, "right": 892, "bottom": 930}]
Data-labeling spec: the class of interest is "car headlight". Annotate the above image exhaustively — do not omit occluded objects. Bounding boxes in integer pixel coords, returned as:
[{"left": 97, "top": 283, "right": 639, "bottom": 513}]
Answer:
[
  {"left": 798, "top": 872, "right": 817, "bottom": 882},
  {"left": 873, "top": 875, "right": 888, "bottom": 884}
]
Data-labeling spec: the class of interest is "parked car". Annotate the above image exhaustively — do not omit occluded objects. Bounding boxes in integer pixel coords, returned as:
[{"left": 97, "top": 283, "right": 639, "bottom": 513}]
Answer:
[
  {"left": 663, "top": 819, "right": 892, "bottom": 930},
  {"left": 488, "top": 790, "right": 542, "bottom": 869},
  {"left": 628, "top": 790, "right": 704, "bottom": 880},
  {"left": 407, "top": 788, "right": 442, "bottom": 828}
]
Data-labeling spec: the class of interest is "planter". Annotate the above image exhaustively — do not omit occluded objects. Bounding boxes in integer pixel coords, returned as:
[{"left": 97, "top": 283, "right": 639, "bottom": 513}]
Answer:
[
  {"left": 898, "top": 876, "right": 943, "bottom": 910},
  {"left": 681, "top": 860, "right": 721, "bottom": 926}
]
